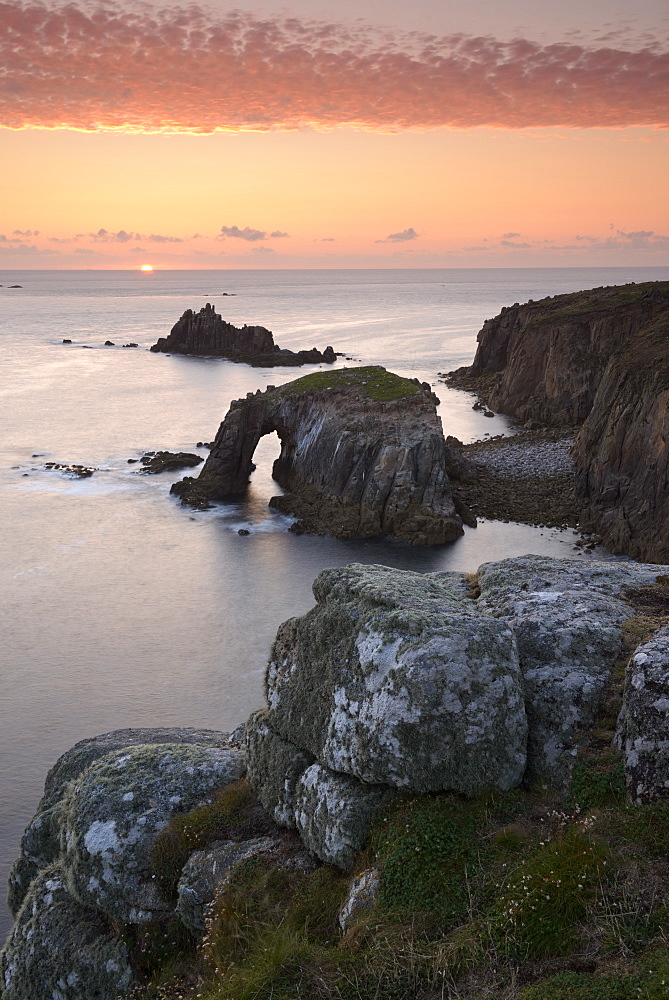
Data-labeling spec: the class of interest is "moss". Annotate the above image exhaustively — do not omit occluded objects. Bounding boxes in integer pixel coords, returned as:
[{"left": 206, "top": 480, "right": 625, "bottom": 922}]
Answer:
[
  {"left": 569, "top": 755, "right": 626, "bottom": 810},
  {"left": 275, "top": 366, "right": 422, "bottom": 402},
  {"left": 370, "top": 792, "right": 522, "bottom": 923}
]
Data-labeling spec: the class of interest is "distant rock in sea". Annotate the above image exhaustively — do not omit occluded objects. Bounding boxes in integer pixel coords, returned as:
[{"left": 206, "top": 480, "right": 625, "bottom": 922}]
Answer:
[{"left": 150, "top": 303, "right": 336, "bottom": 367}]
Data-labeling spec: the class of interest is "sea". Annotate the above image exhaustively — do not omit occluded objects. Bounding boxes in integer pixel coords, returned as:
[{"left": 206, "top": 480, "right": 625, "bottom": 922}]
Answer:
[{"left": 1, "top": 265, "right": 667, "bottom": 941}]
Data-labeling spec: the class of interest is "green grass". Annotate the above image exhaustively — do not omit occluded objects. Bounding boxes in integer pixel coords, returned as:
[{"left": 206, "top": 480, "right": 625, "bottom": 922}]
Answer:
[{"left": 276, "top": 366, "right": 422, "bottom": 402}]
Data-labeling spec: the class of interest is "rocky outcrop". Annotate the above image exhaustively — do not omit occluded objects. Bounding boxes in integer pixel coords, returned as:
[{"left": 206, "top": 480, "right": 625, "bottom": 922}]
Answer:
[
  {"left": 171, "top": 366, "right": 469, "bottom": 544},
  {"left": 616, "top": 625, "right": 669, "bottom": 804},
  {"left": 245, "top": 556, "right": 669, "bottom": 870},
  {"left": 447, "top": 281, "right": 669, "bottom": 562},
  {"left": 8, "top": 726, "right": 239, "bottom": 916},
  {"left": 9, "top": 557, "right": 669, "bottom": 995},
  {"left": 1, "top": 867, "right": 136, "bottom": 1000},
  {"left": 150, "top": 303, "right": 336, "bottom": 366}
]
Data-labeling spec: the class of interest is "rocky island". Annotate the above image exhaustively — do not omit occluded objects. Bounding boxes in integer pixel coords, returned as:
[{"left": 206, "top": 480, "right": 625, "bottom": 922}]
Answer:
[
  {"left": 448, "top": 280, "right": 669, "bottom": 562},
  {"left": 5, "top": 555, "right": 669, "bottom": 1000},
  {"left": 150, "top": 303, "right": 336, "bottom": 367},
  {"left": 171, "top": 366, "right": 472, "bottom": 544}
]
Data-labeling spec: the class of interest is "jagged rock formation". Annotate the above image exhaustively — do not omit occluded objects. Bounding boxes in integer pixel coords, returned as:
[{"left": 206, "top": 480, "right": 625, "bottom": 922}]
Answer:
[
  {"left": 447, "top": 281, "right": 669, "bottom": 562},
  {"left": 150, "top": 303, "right": 336, "bottom": 366},
  {"left": 171, "top": 367, "right": 469, "bottom": 544}
]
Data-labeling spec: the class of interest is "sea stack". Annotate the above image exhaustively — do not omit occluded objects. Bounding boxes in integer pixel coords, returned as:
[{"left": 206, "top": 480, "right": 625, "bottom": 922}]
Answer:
[{"left": 150, "top": 303, "right": 336, "bottom": 367}]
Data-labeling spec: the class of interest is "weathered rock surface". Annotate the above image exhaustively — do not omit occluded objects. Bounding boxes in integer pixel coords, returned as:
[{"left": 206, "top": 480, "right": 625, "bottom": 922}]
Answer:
[
  {"left": 339, "top": 868, "right": 380, "bottom": 932},
  {"left": 1, "top": 866, "right": 135, "bottom": 1000},
  {"left": 172, "top": 367, "right": 469, "bottom": 544},
  {"left": 150, "top": 303, "right": 336, "bottom": 366},
  {"left": 616, "top": 625, "right": 669, "bottom": 804},
  {"left": 61, "top": 743, "right": 245, "bottom": 922},
  {"left": 477, "top": 555, "right": 658, "bottom": 787},
  {"left": 245, "top": 556, "right": 669, "bottom": 849},
  {"left": 263, "top": 563, "right": 527, "bottom": 795},
  {"left": 8, "top": 726, "right": 235, "bottom": 915},
  {"left": 177, "top": 836, "right": 279, "bottom": 932},
  {"left": 245, "top": 711, "right": 315, "bottom": 827},
  {"left": 447, "top": 281, "right": 669, "bottom": 562},
  {"left": 293, "top": 764, "right": 394, "bottom": 871}
]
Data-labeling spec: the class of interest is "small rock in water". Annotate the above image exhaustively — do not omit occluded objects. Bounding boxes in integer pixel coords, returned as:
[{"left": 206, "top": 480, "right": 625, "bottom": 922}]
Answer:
[
  {"left": 122, "top": 343, "right": 139, "bottom": 348},
  {"left": 104, "top": 340, "right": 115, "bottom": 346},
  {"left": 238, "top": 528, "right": 250, "bottom": 536},
  {"left": 62, "top": 339, "right": 72, "bottom": 344},
  {"left": 137, "top": 451, "right": 204, "bottom": 474}
]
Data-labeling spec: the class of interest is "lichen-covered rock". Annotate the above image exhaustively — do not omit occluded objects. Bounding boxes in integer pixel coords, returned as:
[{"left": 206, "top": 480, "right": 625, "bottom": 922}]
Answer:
[
  {"left": 8, "top": 726, "right": 234, "bottom": 915},
  {"left": 265, "top": 564, "right": 527, "bottom": 795},
  {"left": 177, "top": 837, "right": 279, "bottom": 932},
  {"left": 616, "top": 626, "right": 669, "bottom": 804},
  {"left": 477, "top": 555, "right": 645, "bottom": 787},
  {"left": 1, "top": 865, "right": 135, "bottom": 1000},
  {"left": 61, "top": 743, "right": 245, "bottom": 923},
  {"left": 293, "top": 764, "right": 394, "bottom": 870},
  {"left": 339, "top": 868, "right": 379, "bottom": 931},
  {"left": 245, "top": 710, "right": 315, "bottom": 827}
]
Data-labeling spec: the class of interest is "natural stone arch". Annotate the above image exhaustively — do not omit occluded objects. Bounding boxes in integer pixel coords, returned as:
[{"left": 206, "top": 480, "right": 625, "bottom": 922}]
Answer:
[{"left": 172, "top": 367, "right": 471, "bottom": 544}]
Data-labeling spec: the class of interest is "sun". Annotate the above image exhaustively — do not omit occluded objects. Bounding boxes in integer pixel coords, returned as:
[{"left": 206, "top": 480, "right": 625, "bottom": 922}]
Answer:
[{"left": 140, "top": 264, "right": 153, "bottom": 272}]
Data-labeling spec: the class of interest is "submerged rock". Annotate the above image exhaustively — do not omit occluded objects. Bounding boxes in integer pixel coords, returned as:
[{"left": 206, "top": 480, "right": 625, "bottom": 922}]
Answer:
[
  {"left": 172, "top": 367, "right": 470, "bottom": 545},
  {"left": 150, "top": 303, "right": 336, "bottom": 366},
  {"left": 1, "top": 866, "right": 135, "bottom": 1000},
  {"left": 136, "top": 451, "right": 204, "bottom": 474}
]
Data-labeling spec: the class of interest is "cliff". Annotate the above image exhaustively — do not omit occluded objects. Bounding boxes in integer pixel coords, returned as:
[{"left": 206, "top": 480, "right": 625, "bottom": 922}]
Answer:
[
  {"left": 6, "top": 557, "right": 669, "bottom": 1000},
  {"left": 448, "top": 281, "right": 669, "bottom": 561},
  {"left": 171, "top": 366, "right": 470, "bottom": 544},
  {"left": 150, "top": 303, "right": 336, "bottom": 367}
]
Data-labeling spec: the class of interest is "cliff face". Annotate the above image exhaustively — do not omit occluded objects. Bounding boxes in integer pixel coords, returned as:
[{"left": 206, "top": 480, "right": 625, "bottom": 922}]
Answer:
[
  {"left": 172, "top": 367, "right": 467, "bottom": 544},
  {"left": 463, "top": 283, "right": 669, "bottom": 426},
  {"left": 449, "top": 281, "right": 669, "bottom": 562},
  {"left": 150, "top": 303, "right": 336, "bottom": 366}
]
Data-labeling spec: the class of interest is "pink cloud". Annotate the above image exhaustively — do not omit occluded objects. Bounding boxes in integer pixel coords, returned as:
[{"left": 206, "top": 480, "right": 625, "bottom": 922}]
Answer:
[{"left": 0, "top": 2, "right": 667, "bottom": 132}]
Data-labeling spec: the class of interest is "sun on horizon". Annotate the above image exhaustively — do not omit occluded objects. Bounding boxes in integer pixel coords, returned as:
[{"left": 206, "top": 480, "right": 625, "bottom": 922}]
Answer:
[{"left": 140, "top": 264, "right": 153, "bottom": 272}]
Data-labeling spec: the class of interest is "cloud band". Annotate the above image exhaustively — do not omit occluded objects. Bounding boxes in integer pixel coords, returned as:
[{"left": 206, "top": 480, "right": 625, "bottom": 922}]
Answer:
[{"left": 1, "top": 2, "right": 668, "bottom": 132}]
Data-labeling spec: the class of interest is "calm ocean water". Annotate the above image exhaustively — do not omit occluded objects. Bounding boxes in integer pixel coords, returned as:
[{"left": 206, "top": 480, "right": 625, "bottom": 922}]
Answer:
[{"left": 1, "top": 265, "right": 667, "bottom": 940}]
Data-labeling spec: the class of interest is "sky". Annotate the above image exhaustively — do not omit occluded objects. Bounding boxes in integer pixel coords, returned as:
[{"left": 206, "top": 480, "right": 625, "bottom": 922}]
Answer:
[{"left": 1, "top": 0, "right": 668, "bottom": 268}]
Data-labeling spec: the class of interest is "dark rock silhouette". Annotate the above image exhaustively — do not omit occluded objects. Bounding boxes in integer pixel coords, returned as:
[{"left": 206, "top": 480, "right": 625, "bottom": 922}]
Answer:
[
  {"left": 447, "top": 281, "right": 669, "bottom": 561},
  {"left": 150, "top": 303, "right": 336, "bottom": 367},
  {"left": 171, "top": 367, "right": 469, "bottom": 544},
  {"left": 137, "top": 451, "right": 203, "bottom": 474}
]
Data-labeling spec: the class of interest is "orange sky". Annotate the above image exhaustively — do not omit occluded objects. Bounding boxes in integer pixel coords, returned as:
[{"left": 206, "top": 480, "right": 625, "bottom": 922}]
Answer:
[{"left": 1, "top": 0, "right": 668, "bottom": 268}]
